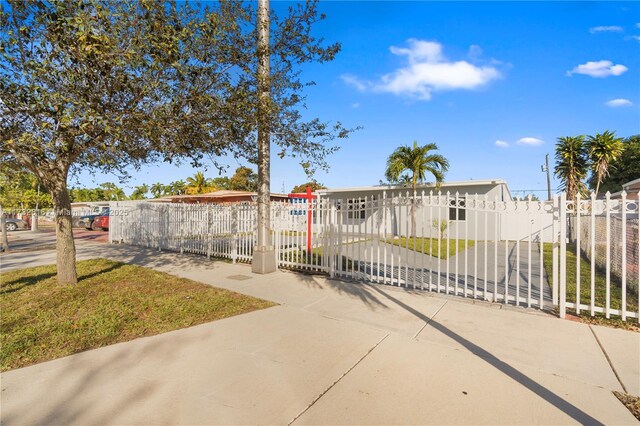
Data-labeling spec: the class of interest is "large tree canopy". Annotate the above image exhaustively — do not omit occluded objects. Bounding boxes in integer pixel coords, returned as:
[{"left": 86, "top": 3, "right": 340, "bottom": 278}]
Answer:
[{"left": 1, "top": 0, "right": 354, "bottom": 284}]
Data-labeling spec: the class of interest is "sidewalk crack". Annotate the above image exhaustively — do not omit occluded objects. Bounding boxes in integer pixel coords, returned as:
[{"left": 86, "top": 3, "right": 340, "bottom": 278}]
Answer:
[
  {"left": 588, "top": 325, "right": 627, "bottom": 393},
  {"left": 413, "top": 300, "right": 448, "bottom": 340},
  {"left": 287, "top": 333, "right": 389, "bottom": 425}
]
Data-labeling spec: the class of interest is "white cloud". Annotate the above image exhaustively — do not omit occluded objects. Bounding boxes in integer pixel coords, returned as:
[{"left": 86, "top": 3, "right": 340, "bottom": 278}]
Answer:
[
  {"left": 517, "top": 137, "right": 544, "bottom": 146},
  {"left": 636, "top": 23, "right": 640, "bottom": 29},
  {"left": 629, "top": 35, "right": 640, "bottom": 43},
  {"left": 589, "top": 25, "right": 623, "bottom": 33},
  {"left": 342, "top": 39, "right": 503, "bottom": 101},
  {"left": 340, "top": 74, "right": 368, "bottom": 92},
  {"left": 351, "top": 103, "right": 361, "bottom": 109},
  {"left": 390, "top": 39, "right": 444, "bottom": 63},
  {"left": 566, "top": 60, "right": 628, "bottom": 78},
  {"left": 495, "top": 140, "right": 509, "bottom": 148},
  {"left": 605, "top": 98, "right": 633, "bottom": 107}
]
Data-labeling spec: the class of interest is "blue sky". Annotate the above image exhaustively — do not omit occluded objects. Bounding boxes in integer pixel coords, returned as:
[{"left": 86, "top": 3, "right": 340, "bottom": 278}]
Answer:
[{"left": 80, "top": 1, "right": 640, "bottom": 198}]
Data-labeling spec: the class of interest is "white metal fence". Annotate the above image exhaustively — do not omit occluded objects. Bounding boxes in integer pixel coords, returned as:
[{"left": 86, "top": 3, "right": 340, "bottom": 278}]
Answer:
[{"left": 110, "top": 190, "right": 639, "bottom": 322}]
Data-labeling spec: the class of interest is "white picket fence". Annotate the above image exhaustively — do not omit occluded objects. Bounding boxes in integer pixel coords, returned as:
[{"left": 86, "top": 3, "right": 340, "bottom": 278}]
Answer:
[{"left": 110, "top": 190, "right": 639, "bottom": 322}]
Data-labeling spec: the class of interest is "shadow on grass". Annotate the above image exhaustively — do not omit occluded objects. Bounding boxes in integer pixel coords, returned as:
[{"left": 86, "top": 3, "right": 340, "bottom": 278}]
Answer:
[
  {"left": 0, "top": 262, "right": 124, "bottom": 296},
  {"left": 0, "top": 271, "right": 57, "bottom": 295}
]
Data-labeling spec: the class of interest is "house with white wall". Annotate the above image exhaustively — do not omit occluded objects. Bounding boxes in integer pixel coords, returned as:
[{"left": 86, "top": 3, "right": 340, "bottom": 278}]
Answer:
[{"left": 315, "top": 180, "right": 554, "bottom": 242}]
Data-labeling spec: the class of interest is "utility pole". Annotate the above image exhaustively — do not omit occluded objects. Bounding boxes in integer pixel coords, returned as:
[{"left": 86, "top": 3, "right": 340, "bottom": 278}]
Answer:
[
  {"left": 541, "top": 153, "right": 551, "bottom": 201},
  {"left": 252, "top": 0, "right": 276, "bottom": 273}
]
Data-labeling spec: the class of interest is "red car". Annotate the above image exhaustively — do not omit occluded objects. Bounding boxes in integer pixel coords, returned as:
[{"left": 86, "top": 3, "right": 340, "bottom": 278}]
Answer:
[{"left": 93, "top": 210, "right": 109, "bottom": 231}]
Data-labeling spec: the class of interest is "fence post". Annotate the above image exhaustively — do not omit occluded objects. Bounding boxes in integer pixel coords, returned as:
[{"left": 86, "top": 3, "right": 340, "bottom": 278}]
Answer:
[
  {"left": 552, "top": 195, "right": 559, "bottom": 306},
  {"left": 206, "top": 204, "right": 211, "bottom": 260},
  {"left": 179, "top": 203, "right": 184, "bottom": 254},
  {"left": 328, "top": 201, "right": 336, "bottom": 278},
  {"left": 231, "top": 204, "right": 238, "bottom": 263},
  {"left": 621, "top": 191, "right": 627, "bottom": 321},
  {"left": 559, "top": 192, "right": 567, "bottom": 319}
]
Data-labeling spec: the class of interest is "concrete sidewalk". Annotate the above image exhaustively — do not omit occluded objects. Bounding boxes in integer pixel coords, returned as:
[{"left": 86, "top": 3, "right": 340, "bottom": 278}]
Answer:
[{"left": 1, "top": 243, "right": 638, "bottom": 425}]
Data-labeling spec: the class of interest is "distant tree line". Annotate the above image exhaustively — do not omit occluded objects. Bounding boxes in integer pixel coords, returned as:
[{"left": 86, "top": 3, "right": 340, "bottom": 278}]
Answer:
[{"left": 1, "top": 167, "right": 329, "bottom": 208}]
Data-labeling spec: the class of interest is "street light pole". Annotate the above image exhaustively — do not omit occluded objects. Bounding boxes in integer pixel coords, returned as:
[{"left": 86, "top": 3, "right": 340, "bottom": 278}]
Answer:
[
  {"left": 541, "top": 153, "right": 552, "bottom": 201},
  {"left": 252, "top": 0, "right": 276, "bottom": 273}
]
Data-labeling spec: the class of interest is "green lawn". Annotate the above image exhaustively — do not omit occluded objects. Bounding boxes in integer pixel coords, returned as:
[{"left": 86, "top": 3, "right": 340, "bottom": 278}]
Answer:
[
  {"left": 0, "top": 259, "right": 275, "bottom": 371},
  {"left": 386, "top": 237, "right": 475, "bottom": 260},
  {"left": 542, "top": 243, "right": 639, "bottom": 329}
]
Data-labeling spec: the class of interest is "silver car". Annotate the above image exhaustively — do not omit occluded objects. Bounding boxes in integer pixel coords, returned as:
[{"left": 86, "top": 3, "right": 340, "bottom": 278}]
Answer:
[{"left": 5, "top": 218, "right": 29, "bottom": 231}]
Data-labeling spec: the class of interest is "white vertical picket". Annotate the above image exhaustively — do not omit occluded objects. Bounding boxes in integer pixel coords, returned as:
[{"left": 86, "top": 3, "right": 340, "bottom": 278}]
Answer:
[
  {"left": 590, "top": 192, "right": 596, "bottom": 316},
  {"left": 515, "top": 199, "right": 520, "bottom": 305},
  {"left": 429, "top": 191, "right": 434, "bottom": 291},
  {"left": 420, "top": 190, "right": 426, "bottom": 290},
  {"left": 559, "top": 192, "right": 567, "bottom": 319},
  {"left": 473, "top": 194, "right": 479, "bottom": 299},
  {"left": 576, "top": 193, "right": 582, "bottom": 314},
  {"left": 527, "top": 196, "right": 532, "bottom": 308},
  {"left": 464, "top": 192, "right": 469, "bottom": 297},
  {"left": 494, "top": 198, "right": 499, "bottom": 303},
  {"left": 621, "top": 191, "right": 627, "bottom": 321},
  {"left": 381, "top": 191, "right": 387, "bottom": 284},
  {"left": 446, "top": 192, "right": 451, "bottom": 294},
  {"left": 539, "top": 210, "right": 544, "bottom": 310},
  {"left": 552, "top": 195, "right": 559, "bottom": 307},
  {"left": 605, "top": 192, "right": 611, "bottom": 319},
  {"left": 504, "top": 224, "right": 509, "bottom": 304},
  {"left": 484, "top": 195, "right": 489, "bottom": 301},
  {"left": 454, "top": 192, "right": 459, "bottom": 296}
]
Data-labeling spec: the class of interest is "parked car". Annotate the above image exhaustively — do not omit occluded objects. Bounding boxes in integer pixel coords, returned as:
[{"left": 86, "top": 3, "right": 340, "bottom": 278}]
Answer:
[
  {"left": 79, "top": 206, "right": 110, "bottom": 230},
  {"left": 93, "top": 210, "right": 110, "bottom": 231},
  {"left": 5, "top": 218, "right": 29, "bottom": 231}
]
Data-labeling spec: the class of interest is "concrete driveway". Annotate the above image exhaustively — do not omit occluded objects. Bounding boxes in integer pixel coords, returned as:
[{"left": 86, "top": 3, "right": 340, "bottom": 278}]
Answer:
[{"left": 1, "top": 243, "right": 638, "bottom": 425}]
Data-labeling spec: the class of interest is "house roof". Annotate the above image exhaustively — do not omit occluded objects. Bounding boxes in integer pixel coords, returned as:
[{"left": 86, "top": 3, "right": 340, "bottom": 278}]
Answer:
[
  {"left": 316, "top": 179, "right": 509, "bottom": 194},
  {"left": 161, "top": 190, "right": 289, "bottom": 201},
  {"left": 622, "top": 178, "right": 640, "bottom": 191}
]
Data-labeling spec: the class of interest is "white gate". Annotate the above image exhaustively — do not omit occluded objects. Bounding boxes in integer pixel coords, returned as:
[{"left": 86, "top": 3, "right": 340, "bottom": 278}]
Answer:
[{"left": 110, "top": 190, "right": 639, "bottom": 322}]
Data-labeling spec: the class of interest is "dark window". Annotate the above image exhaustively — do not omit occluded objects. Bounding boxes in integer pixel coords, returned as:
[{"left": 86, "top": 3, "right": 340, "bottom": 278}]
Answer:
[
  {"left": 449, "top": 198, "right": 466, "bottom": 221},
  {"left": 348, "top": 198, "right": 366, "bottom": 219}
]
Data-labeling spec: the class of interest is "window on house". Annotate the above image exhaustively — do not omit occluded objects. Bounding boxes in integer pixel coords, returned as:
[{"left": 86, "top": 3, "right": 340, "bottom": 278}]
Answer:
[
  {"left": 348, "top": 198, "right": 366, "bottom": 219},
  {"left": 449, "top": 198, "right": 466, "bottom": 221}
]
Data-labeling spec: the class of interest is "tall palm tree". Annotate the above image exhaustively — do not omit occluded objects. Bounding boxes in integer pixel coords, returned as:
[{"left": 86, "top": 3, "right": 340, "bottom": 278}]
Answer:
[
  {"left": 130, "top": 184, "right": 149, "bottom": 200},
  {"left": 385, "top": 141, "right": 449, "bottom": 237},
  {"left": 554, "top": 136, "right": 588, "bottom": 200},
  {"left": 186, "top": 172, "right": 209, "bottom": 195},
  {"left": 170, "top": 180, "right": 187, "bottom": 195},
  {"left": 150, "top": 182, "right": 166, "bottom": 198},
  {"left": 586, "top": 130, "right": 624, "bottom": 198}
]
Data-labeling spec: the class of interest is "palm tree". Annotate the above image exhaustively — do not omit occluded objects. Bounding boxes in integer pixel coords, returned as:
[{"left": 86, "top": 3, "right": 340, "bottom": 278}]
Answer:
[
  {"left": 586, "top": 130, "right": 624, "bottom": 198},
  {"left": 170, "top": 180, "right": 187, "bottom": 195},
  {"left": 186, "top": 172, "right": 209, "bottom": 194},
  {"left": 150, "top": 182, "right": 166, "bottom": 198},
  {"left": 385, "top": 141, "right": 449, "bottom": 237},
  {"left": 554, "top": 136, "right": 588, "bottom": 200},
  {"left": 130, "top": 184, "right": 149, "bottom": 200}
]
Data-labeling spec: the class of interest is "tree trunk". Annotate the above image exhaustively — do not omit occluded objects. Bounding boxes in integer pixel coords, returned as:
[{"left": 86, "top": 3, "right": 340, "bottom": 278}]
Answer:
[
  {"left": 0, "top": 207, "right": 9, "bottom": 253},
  {"left": 32, "top": 184, "right": 40, "bottom": 232},
  {"left": 51, "top": 181, "right": 78, "bottom": 285}
]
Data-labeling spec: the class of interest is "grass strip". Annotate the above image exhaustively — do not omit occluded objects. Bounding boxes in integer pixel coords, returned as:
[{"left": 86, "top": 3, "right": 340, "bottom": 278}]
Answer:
[
  {"left": 0, "top": 259, "right": 275, "bottom": 371},
  {"left": 386, "top": 237, "right": 475, "bottom": 260},
  {"left": 542, "top": 243, "right": 639, "bottom": 330}
]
